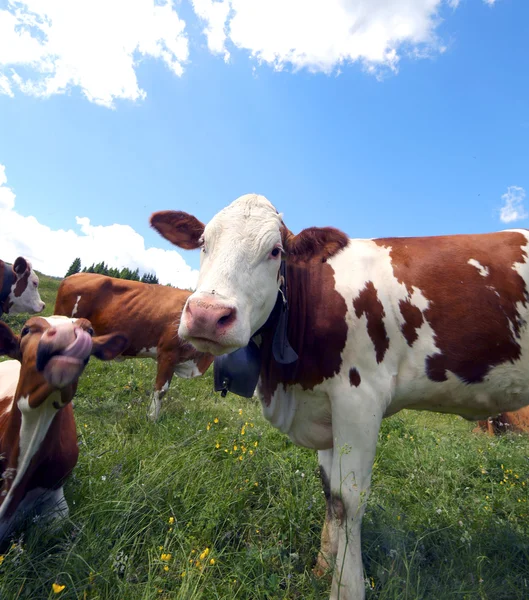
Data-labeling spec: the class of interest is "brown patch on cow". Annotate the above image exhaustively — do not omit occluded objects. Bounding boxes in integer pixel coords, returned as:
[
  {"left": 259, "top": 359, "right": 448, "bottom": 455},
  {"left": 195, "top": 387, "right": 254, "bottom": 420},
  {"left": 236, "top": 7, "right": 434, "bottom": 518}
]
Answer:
[
  {"left": 399, "top": 298, "right": 424, "bottom": 346},
  {"left": 353, "top": 281, "right": 389, "bottom": 364},
  {"left": 258, "top": 260, "right": 348, "bottom": 406},
  {"left": 13, "top": 270, "right": 29, "bottom": 297},
  {"left": 476, "top": 406, "right": 529, "bottom": 435},
  {"left": 282, "top": 224, "right": 349, "bottom": 264},
  {"left": 349, "top": 368, "right": 361, "bottom": 387},
  {"left": 375, "top": 232, "right": 529, "bottom": 383}
]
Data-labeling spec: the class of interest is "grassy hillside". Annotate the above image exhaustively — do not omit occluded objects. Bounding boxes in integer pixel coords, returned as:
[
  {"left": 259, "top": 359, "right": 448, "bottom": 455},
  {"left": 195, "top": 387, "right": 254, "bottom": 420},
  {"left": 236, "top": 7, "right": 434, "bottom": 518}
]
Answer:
[{"left": 1, "top": 276, "right": 529, "bottom": 599}]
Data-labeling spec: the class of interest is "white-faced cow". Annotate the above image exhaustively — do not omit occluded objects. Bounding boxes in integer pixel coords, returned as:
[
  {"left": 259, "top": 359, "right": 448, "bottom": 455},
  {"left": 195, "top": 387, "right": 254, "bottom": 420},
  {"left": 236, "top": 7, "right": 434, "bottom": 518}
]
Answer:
[
  {"left": 0, "top": 316, "right": 127, "bottom": 544},
  {"left": 0, "top": 257, "right": 45, "bottom": 316},
  {"left": 151, "top": 193, "right": 529, "bottom": 600},
  {"left": 54, "top": 273, "right": 214, "bottom": 420}
]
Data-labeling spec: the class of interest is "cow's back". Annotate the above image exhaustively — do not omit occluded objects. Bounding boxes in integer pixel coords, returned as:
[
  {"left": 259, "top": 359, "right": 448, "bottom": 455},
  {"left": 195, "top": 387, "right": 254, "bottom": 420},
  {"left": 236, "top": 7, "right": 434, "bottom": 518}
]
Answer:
[{"left": 54, "top": 273, "right": 193, "bottom": 356}]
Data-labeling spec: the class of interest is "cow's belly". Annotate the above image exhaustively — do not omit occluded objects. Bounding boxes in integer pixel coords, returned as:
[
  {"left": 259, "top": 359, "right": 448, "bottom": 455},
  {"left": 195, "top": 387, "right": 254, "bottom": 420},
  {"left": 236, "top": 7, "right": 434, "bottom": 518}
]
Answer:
[
  {"left": 391, "top": 366, "right": 529, "bottom": 420},
  {"left": 174, "top": 360, "right": 202, "bottom": 379},
  {"left": 259, "top": 384, "right": 333, "bottom": 450}
]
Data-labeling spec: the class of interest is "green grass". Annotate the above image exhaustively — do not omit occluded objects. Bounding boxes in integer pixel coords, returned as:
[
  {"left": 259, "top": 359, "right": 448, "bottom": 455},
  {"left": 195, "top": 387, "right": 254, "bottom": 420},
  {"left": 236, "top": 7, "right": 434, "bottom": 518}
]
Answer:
[{"left": 1, "top": 275, "right": 529, "bottom": 599}]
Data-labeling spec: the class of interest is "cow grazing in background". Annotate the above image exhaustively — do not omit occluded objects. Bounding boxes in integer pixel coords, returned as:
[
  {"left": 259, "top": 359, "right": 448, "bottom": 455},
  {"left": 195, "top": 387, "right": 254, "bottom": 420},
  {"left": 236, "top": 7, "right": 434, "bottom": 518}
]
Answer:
[
  {"left": 0, "top": 257, "right": 45, "bottom": 316},
  {"left": 151, "top": 193, "right": 529, "bottom": 600},
  {"left": 477, "top": 407, "right": 529, "bottom": 435},
  {"left": 0, "top": 316, "right": 127, "bottom": 544},
  {"left": 54, "top": 273, "right": 214, "bottom": 420}
]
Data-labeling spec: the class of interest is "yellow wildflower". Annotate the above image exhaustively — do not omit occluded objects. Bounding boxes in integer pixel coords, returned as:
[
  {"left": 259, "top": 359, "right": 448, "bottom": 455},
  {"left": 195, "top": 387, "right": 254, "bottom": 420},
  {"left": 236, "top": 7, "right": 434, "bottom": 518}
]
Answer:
[
  {"left": 238, "top": 409, "right": 243, "bottom": 415},
  {"left": 52, "top": 583, "right": 66, "bottom": 594},
  {"left": 254, "top": 482, "right": 258, "bottom": 486},
  {"left": 181, "top": 571, "right": 186, "bottom": 577},
  {"left": 254, "top": 441, "right": 258, "bottom": 447},
  {"left": 215, "top": 442, "right": 220, "bottom": 449},
  {"left": 164, "top": 565, "right": 169, "bottom": 572},
  {"left": 239, "top": 455, "right": 243, "bottom": 461},
  {"left": 210, "top": 558, "right": 216, "bottom": 565},
  {"left": 161, "top": 553, "right": 172, "bottom": 562},
  {"left": 168, "top": 517, "right": 175, "bottom": 525},
  {"left": 199, "top": 547, "right": 210, "bottom": 561},
  {"left": 241, "top": 426, "right": 246, "bottom": 435},
  {"left": 233, "top": 445, "right": 238, "bottom": 451},
  {"left": 214, "top": 418, "right": 219, "bottom": 423},
  {"left": 0, "top": 555, "right": 4, "bottom": 565},
  {"left": 207, "top": 423, "right": 211, "bottom": 431}
]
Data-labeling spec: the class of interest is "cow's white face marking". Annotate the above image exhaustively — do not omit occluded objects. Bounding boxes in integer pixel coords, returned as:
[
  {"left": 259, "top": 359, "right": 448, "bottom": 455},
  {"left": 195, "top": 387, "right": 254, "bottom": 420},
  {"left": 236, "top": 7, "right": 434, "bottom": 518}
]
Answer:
[
  {"left": 9, "top": 267, "right": 45, "bottom": 314},
  {"left": 180, "top": 194, "right": 283, "bottom": 353},
  {"left": 0, "top": 393, "right": 59, "bottom": 521},
  {"left": 44, "top": 315, "right": 78, "bottom": 327},
  {"left": 468, "top": 258, "right": 489, "bottom": 277},
  {"left": 71, "top": 295, "right": 82, "bottom": 317}
]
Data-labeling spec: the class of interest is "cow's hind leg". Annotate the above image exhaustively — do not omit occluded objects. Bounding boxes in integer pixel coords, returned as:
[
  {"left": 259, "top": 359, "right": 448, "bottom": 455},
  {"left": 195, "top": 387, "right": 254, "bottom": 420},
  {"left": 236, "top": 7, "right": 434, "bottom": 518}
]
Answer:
[{"left": 147, "top": 353, "right": 176, "bottom": 421}]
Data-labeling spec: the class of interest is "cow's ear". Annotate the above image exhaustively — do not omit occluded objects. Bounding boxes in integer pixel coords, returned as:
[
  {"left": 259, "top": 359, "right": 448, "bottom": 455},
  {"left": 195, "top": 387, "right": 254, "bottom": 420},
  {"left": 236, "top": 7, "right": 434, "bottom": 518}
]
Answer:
[
  {"left": 13, "top": 256, "right": 28, "bottom": 275},
  {"left": 0, "top": 321, "right": 20, "bottom": 360},
  {"left": 150, "top": 211, "right": 205, "bottom": 250},
  {"left": 282, "top": 226, "right": 349, "bottom": 263},
  {"left": 91, "top": 333, "right": 128, "bottom": 361}
]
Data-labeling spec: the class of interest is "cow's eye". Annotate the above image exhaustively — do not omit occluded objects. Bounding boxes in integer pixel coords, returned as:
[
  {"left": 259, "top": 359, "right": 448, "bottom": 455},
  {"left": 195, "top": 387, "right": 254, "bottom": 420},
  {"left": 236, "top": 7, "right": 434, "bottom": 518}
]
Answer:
[
  {"left": 21, "top": 326, "right": 30, "bottom": 337},
  {"left": 87, "top": 327, "right": 94, "bottom": 336},
  {"left": 269, "top": 247, "right": 281, "bottom": 259}
]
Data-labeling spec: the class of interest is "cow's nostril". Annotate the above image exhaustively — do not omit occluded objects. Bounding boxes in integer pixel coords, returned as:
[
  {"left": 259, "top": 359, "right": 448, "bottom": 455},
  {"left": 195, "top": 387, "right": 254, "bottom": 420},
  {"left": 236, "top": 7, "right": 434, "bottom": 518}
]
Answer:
[{"left": 217, "top": 308, "right": 236, "bottom": 329}]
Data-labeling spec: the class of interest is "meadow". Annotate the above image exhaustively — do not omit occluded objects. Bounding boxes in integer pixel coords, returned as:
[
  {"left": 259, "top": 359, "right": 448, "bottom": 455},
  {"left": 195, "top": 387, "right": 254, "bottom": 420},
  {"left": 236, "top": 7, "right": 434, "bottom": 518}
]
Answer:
[{"left": 1, "top": 274, "right": 529, "bottom": 599}]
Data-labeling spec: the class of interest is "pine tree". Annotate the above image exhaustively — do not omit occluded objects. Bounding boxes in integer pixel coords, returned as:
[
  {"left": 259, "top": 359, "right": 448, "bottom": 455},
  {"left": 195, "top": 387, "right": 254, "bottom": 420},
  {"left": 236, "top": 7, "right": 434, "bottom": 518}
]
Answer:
[{"left": 65, "top": 257, "right": 82, "bottom": 277}]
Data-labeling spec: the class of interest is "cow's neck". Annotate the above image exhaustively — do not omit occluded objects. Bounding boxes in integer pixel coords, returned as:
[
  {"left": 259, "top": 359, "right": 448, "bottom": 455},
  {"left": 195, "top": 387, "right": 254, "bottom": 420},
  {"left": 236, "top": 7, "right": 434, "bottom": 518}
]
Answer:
[
  {"left": 258, "top": 259, "right": 348, "bottom": 405},
  {"left": 0, "top": 262, "right": 14, "bottom": 316}
]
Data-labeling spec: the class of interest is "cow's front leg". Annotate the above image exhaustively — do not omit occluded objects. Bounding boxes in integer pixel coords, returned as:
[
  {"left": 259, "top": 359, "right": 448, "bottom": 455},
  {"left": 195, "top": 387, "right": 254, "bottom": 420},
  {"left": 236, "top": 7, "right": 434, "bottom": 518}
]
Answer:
[
  {"left": 314, "top": 448, "right": 337, "bottom": 577},
  {"left": 147, "top": 352, "right": 176, "bottom": 421},
  {"left": 327, "top": 395, "right": 383, "bottom": 600}
]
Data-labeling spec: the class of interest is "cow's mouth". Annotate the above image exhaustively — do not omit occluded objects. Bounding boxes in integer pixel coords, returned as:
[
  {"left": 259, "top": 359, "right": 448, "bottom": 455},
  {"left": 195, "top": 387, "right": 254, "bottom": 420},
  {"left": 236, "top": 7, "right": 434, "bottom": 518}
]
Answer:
[
  {"left": 43, "top": 355, "right": 86, "bottom": 388},
  {"left": 186, "top": 335, "right": 240, "bottom": 356}
]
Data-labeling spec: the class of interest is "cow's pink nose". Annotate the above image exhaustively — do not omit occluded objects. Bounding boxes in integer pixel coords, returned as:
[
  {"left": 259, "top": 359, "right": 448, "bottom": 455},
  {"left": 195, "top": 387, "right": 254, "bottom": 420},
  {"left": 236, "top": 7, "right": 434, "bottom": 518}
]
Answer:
[{"left": 185, "top": 297, "right": 237, "bottom": 340}]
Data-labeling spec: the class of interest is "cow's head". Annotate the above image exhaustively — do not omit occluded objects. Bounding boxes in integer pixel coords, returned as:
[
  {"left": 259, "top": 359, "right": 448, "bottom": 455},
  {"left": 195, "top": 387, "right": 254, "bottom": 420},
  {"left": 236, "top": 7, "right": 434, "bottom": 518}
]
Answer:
[
  {"left": 0, "top": 316, "right": 128, "bottom": 532},
  {"left": 0, "top": 316, "right": 128, "bottom": 407},
  {"left": 2, "top": 257, "right": 45, "bottom": 315},
  {"left": 151, "top": 194, "right": 348, "bottom": 355}
]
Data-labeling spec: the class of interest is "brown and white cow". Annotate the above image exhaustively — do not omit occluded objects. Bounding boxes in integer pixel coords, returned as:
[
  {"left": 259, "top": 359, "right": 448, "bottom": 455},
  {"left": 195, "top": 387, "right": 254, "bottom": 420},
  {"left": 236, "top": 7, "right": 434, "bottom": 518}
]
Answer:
[
  {"left": 54, "top": 273, "right": 214, "bottom": 420},
  {"left": 0, "top": 316, "right": 127, "bottom": 544},
  {"left": 151, "top": 193, "right": 529, "bottom": 600},
  {"left": 0, "top": 257, "right": 45, "bottom": 316}
]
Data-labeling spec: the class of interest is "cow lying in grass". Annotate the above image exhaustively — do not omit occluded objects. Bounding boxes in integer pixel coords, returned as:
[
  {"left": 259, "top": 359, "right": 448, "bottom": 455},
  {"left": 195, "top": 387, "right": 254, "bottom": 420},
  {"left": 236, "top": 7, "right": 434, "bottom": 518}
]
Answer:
[
  {"left": 151, "top": 193, "right": 529, "bottom": 600},
  {"left": 0, "top": 316, "right": 127, "bottom": 545},
  {"left": 54, "top": 273, "right": 214, "bottom": 420},
  {"left": 477, "top": 406, "right": 529, "bottom": 435},
  {"left": 0, "top": 257, "right": 45, "bottom": 316}
]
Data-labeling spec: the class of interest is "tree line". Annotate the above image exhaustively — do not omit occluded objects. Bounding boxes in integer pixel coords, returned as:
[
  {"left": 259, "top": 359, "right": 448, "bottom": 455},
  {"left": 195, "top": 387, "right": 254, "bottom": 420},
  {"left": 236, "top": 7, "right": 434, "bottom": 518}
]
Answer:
[{"left": 65, "top": 258, "right": 160, "bottom": 284}]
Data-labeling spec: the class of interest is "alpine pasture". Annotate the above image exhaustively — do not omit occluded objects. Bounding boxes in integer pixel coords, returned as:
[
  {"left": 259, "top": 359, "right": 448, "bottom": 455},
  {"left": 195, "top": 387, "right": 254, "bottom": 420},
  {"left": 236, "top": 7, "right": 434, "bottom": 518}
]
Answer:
[{"left": 1, "top": 273, "right": 529, "bottom": 600}]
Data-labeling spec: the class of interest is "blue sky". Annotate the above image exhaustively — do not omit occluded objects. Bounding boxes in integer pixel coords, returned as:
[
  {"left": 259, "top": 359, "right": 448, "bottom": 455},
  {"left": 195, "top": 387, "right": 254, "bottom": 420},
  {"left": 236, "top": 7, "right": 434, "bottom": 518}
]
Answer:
[{"left": 0, "top": 0, "right": 527, "bottom": 286}]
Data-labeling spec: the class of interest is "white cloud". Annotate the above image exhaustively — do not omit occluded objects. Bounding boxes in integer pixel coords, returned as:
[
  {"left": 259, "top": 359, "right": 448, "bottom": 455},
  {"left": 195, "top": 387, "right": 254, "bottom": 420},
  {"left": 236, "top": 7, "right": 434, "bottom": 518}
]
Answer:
[
  {"left": 483, "top": 0, "right": 497, "bottom": 5},
  {"left": 191, "top": 0, "right": 459, "bottom": 75},
  {"left": 0, "top": 0, "right": 188, "bottom": 107},
  {"left": 0, "top": 164, "right": 198, "bottom": 289},
  {"left": 192, "top": 0, "right": 231, "bottom": 62},
  {"left": 499, "top": 186, "right": 527, "bottom": 224}
]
